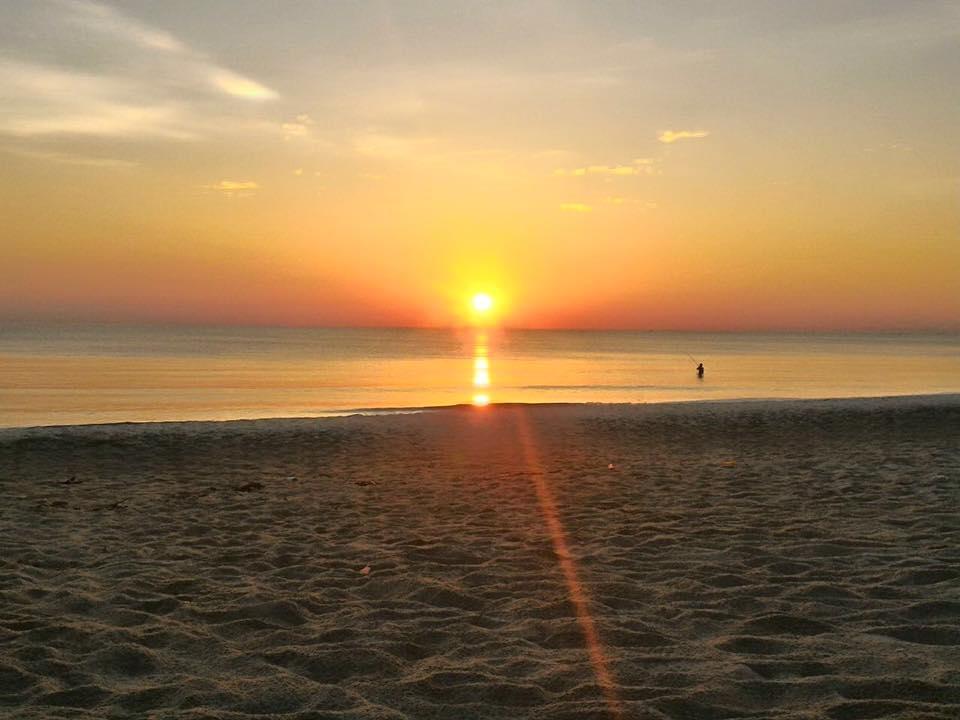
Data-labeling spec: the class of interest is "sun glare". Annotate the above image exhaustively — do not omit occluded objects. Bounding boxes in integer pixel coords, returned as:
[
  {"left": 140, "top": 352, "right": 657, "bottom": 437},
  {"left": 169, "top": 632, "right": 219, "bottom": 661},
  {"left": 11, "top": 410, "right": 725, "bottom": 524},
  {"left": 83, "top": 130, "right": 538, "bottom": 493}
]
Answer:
[{"left": 471, "top": 293, "right": 494, "bottom": 313}]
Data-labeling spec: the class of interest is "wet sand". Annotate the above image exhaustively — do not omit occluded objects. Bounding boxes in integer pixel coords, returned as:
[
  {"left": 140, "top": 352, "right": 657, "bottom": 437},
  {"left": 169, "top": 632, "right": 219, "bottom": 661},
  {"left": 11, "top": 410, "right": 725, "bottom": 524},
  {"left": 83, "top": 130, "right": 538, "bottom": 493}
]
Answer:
[{"left": 1, "top": 396, "right": 959, "bottom": 719}]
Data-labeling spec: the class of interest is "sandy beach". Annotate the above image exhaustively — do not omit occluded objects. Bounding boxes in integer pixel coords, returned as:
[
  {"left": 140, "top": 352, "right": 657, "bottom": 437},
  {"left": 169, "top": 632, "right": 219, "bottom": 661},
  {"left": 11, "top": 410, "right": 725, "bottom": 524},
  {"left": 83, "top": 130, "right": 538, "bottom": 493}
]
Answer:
[{"left": 1, "top": 395, "right": 959, "bottom": 719}]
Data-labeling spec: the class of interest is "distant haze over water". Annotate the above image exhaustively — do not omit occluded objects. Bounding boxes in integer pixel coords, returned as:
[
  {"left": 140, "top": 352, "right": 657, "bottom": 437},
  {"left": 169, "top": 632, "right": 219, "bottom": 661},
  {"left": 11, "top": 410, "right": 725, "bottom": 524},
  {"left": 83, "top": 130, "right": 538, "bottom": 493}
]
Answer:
[{"left": 1, "top": 324, "right": 958, "bottom": 428}]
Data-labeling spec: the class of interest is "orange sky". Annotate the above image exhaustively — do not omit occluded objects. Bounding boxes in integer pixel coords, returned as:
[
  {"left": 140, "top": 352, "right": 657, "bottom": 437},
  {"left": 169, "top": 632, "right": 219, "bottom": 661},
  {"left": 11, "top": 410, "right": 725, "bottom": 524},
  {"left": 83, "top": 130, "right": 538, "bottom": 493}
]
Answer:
[{"left": 1, "top": 1, "right": 958, "bottom": 330}]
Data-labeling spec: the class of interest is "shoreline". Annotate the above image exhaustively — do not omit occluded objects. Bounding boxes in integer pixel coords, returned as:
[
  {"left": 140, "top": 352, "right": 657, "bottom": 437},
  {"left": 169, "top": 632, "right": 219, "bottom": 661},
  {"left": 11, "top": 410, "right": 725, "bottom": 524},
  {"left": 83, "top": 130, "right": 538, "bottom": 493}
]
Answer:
[{"left": 3, "top": 391, "right": 959, "bottom": 435}]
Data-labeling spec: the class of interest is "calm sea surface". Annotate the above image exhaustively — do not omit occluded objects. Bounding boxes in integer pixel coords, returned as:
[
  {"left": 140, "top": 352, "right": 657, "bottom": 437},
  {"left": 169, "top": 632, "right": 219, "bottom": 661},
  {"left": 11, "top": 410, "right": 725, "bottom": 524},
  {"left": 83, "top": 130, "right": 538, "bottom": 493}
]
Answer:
[{"left": 1, "top": 323, "right": 958, "bottom": 427}]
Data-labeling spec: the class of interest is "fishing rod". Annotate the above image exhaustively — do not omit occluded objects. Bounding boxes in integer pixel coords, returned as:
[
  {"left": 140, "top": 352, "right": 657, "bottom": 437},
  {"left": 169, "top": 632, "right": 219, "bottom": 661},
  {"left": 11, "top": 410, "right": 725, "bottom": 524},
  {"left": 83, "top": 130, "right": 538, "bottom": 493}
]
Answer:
[{"left": 685, "top": 352, "right": 706, "bottom": 378}]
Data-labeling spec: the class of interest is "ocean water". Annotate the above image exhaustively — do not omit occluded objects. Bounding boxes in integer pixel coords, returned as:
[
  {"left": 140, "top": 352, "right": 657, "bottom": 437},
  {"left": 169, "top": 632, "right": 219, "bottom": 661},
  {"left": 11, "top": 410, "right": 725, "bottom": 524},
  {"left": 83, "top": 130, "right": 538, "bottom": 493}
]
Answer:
[{"left": 1, "top": 323, "right": 958, "bottom": 427}]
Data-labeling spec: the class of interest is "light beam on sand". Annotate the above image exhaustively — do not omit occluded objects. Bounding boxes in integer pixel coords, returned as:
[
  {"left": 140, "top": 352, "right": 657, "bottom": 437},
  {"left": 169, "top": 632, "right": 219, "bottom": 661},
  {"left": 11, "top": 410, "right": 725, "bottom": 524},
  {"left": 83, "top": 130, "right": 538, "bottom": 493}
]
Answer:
[
  {"left": 511, "top": 408, "right": 623, "bottom": 719},
  {"left": 466, "top": 327, "right": 619, "bottom": 713}
]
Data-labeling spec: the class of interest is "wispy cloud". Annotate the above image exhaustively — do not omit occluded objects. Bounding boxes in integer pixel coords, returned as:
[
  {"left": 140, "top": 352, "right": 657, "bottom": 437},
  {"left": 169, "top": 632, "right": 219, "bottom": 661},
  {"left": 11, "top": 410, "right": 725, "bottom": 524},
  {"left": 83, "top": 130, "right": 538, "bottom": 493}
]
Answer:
[
  {"left": 2, "top": 145, "right": 138, "bottom": 167},
  {"left": 554, "top": 158, "right": 658, "bottom": 177},
  {"left": 658, "top": 130, "right": 710, "bottom": 144},
  {"left": 202, "top": 180, "right": 259, "bottom": 197},
  {"left": 61, "top": 0, "right": 277, "bottom": 101},
  {"left": 0, "top": 1, "right": 277, "bottom": 142},
  {"left": 0, "top": 61, "right": 193, "bottom": 138},
  {"left": 559, "top": 202, "right": 592, "bottom": 213},
  {"left": 60, "top": 0, "right": 186, "bottom": 52},
  {"left": 282, "top": 114, "right": 315, "bottom": 140},
  {"left": 555, "top": 165, "right": 637, "bottom": 177},
  {"left": 210, "top": 70, "right": 277, "bottom": 101}
]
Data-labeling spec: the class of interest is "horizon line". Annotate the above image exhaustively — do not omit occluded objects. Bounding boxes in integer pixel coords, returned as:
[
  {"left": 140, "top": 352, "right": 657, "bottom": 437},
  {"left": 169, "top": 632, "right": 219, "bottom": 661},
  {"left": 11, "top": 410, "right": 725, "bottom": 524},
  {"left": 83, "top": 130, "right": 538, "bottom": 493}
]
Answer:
[{"left": 1, "top": 316, "right": 958, "bottom": 335}]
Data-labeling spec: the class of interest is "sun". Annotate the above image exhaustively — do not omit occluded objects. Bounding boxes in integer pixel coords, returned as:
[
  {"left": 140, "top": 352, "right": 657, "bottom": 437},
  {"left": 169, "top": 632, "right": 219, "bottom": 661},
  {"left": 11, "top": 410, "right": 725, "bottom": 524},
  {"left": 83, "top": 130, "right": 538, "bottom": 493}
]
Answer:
[{"left": 471, "top": 293, "right": 494, "bottom": 313}]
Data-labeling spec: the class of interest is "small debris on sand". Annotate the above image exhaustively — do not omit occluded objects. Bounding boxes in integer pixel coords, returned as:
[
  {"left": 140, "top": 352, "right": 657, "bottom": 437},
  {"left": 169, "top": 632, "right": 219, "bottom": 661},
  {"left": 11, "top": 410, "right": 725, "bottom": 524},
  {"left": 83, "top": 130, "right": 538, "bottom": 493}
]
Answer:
[
  {"left": 235, "top": 481, "right": 264, "bottom": 492},
  {"left": 100, "top": 498, "right": 128, "bottom": 511}
]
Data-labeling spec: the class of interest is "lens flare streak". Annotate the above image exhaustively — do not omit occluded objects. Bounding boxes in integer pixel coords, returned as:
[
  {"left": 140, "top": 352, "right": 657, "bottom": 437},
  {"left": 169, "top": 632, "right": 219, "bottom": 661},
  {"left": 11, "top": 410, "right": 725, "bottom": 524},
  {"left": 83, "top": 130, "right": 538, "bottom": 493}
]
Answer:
[{"left": 510, "top": 407, "right": 623, "bottom": 719}]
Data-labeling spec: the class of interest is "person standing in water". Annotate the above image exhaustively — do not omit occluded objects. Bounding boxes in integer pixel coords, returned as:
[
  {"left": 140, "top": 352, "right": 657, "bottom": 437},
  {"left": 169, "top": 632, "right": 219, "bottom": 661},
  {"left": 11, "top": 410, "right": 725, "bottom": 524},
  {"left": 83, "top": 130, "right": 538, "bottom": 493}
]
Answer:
[{"left": 697, "top": 363, "right": 704, "bottom": 378}]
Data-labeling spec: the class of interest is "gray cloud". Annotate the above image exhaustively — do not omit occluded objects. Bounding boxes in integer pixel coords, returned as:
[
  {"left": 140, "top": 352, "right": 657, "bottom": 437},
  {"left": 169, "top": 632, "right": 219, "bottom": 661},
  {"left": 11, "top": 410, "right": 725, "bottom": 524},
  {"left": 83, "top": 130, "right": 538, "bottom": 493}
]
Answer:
[{"left": 0, "top": 1, "right": 276, "bottom": 141}]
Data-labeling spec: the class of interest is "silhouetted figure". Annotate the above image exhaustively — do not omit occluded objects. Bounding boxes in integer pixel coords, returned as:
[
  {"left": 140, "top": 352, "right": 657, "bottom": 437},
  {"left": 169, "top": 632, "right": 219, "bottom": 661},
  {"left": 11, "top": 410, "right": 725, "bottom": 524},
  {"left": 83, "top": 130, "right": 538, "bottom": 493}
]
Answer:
[{"left": 697, "top": 363, "right": 704, "bottom": 379}]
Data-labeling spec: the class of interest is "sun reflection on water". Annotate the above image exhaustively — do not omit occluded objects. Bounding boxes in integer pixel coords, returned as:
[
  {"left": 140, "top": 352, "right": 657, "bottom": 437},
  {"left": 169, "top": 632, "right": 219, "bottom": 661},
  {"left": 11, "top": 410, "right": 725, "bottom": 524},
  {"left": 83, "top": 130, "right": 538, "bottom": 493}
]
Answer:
[{"left": 472, "top": 333, "right": 491, "bottom": 406}]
